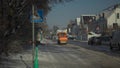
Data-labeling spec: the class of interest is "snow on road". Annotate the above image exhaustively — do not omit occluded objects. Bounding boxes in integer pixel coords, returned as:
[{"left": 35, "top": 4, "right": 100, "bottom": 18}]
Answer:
[{"left": 0, "top": 39, "right": 120, "bottom": 68}]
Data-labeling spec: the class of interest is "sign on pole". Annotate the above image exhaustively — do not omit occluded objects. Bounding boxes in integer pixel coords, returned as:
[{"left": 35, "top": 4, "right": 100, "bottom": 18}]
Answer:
[
  {"left": 31, "top": 9, "right": 43, "bottom": 23},
  {"left": 31, "top": 6, "right": 44, "bottom": 68}
]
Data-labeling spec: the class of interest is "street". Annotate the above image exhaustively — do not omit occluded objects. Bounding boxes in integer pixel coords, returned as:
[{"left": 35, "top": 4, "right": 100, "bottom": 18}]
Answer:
[
  {"left": 1, "top": 1, "right": 120, "bottom": 68},
  {"left": 0, "top": 39, "right": 120, "bottom": 68}
]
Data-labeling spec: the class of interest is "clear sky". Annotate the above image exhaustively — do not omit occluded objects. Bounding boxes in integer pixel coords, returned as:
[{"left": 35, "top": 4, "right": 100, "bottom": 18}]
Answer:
[{"left": 47, "top": 0, "right": 120, "bottom": 29}]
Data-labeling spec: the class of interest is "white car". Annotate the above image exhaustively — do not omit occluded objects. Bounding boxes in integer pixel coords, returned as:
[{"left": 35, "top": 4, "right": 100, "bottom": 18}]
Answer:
[{"left": 88, "top": 32, "right": 101, "bottom": 40}]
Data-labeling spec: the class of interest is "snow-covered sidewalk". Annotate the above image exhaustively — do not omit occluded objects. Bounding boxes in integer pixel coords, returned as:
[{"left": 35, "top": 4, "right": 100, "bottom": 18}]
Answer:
[{"left": 0, "top": 39, "right": 56, "bottom": 68}]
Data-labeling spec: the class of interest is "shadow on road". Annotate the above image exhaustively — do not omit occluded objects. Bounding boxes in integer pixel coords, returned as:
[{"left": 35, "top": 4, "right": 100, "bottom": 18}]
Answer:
[
  {"left": 38, "top": 44, "right": 73, "bottom": 53},
  {"left": 68, "top": 40, "right": 120, "bottom": 57}
]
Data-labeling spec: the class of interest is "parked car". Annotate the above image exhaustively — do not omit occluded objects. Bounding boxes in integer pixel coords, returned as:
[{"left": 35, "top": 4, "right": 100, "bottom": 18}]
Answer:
[
  {"left": 109, "top": 31, "right": 120, "bottom": 50},
  {"left": 100, "top": 36, "right": 111, "bottom": 45},
  {"left": 94, "top": 37, "right": 102, "bottom": 45},
  {"left": 88, "top": 37, "right": 101, "bottom": 45},
  {"left": 88, "top": 37, "right": 95, "bottom": 45},
  {"left": 68, "top": 34, "right": 76, "bottom": 40},
  {"left": 88, "top": 32, "right": 101, "bottom": 40}
]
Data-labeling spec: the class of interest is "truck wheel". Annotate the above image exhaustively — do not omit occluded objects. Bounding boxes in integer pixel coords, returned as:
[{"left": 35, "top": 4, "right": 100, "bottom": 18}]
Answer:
[{"left": 57, "top": 40, "right": 60, "bottom": 44}]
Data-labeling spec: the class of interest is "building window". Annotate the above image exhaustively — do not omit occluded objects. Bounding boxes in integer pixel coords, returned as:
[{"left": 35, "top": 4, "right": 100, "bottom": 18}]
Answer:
[{"left": 117, "top": 13, "right": 119, "bottom": 19}]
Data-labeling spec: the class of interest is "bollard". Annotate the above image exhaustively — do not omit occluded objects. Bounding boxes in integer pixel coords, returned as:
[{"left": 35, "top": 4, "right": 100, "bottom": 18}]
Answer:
[{"left": 34, "top": 45, "right": 39, "bottom": 68}]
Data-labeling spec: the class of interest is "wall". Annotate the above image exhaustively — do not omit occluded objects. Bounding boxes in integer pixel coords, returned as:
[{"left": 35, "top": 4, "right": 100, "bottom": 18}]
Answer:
[{"left": 107, "top": 8, "right": 120, "bottom": 28}]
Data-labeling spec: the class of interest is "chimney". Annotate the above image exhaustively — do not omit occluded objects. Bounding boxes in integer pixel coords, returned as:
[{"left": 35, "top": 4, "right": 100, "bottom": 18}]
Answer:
[{"left": 102, "top": 13, "right": 105, "bottom": 18}]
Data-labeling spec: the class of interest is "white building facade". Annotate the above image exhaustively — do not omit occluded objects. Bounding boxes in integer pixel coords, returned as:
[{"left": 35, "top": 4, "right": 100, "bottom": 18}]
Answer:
[
  {"left": 99, "top": 4, "right": 120, "bottom": 29},
  {"left": 107, "top": 8, "right": 120, "bottom": 28}
]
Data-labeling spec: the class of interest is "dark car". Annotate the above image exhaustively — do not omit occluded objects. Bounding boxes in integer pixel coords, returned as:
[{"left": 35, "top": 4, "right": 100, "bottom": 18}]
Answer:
[
  {"left": 88, "top": 37, "right": 95, "bottom": 45},
  {"left": 100, "top": 36, "right": 111, "bottom": 45},
  {"left": 68, "top": 35, "right": 76, "bottom": 40},
  {"left": 94, "top": 37, "right": 102, "bottom": 45},
  {"left": 94, "top": 36, "right": 111, "bottom": 45},
  {"left": 109, "top": 31, "right": 120, "bottom": 50},
  {"left": 88, "top": 37, "right": 101, "bottom": 45}
]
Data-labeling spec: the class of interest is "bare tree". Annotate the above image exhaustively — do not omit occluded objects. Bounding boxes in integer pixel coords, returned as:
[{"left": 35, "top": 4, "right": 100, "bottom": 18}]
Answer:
[{"left": 0, "top": 0, "right": 73, "bottom": 55}]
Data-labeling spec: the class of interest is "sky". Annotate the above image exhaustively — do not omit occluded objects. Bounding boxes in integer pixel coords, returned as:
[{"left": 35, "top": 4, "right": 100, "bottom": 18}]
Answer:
[{"left": 46, "top": 0, "right": 120, "bottom": 29}]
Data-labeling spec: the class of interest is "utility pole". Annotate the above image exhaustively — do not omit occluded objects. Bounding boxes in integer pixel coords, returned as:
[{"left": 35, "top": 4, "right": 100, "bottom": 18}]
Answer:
[{"left": 32, "top": 1, "right": 35, "bottom": 68}]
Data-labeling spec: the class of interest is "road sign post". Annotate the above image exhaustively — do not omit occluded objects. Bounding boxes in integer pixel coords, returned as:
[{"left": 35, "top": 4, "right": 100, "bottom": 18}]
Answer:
[
  {"left": 32, "top": 4, "right": 35, "bottom": 68},
  {"left": 31, "top": 4, "right": 43, "bottom": 68},
  {"left": 34, "top": 45, "right": 39, "bottom": 68}
]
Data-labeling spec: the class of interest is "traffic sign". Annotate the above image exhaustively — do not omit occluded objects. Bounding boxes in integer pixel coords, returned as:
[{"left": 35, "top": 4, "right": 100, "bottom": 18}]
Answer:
[{"left": 30, "top": 9, "right": 43, "bottom": 23}]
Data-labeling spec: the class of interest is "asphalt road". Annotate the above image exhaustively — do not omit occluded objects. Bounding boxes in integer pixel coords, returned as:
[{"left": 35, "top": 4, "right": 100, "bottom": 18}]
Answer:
[{"left": 0, "top": 39, "right": 120, "bottom": 68}]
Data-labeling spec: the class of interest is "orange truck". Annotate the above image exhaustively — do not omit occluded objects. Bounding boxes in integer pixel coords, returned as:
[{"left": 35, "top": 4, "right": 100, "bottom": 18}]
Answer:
[{"left": 57, "top": 32, "right": 68, "bottom": 44}]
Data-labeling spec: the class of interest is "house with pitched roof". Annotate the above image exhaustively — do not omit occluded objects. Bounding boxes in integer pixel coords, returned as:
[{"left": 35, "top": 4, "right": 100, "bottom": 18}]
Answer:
[{"left": 98, "top": 3, "right": 120, "bottom": 30}]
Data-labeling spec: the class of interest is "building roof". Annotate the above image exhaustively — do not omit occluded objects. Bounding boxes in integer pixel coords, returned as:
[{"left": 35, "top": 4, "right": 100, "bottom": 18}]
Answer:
[
  {"left": 99, "top": 3, "right": 120, "bottom": 19},
  {"left": 81, "top": 14, "right": 96, "bottom": 16}
]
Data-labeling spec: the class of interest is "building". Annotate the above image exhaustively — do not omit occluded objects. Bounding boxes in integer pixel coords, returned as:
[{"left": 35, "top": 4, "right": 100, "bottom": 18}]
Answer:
[
  {"left": 98, "top": 4, "right": 120, "bottom": 30},
  {"left": 67, "top": 15, "right": 97, "bottom": 40},
  {"left": 80, "top": 15, "right": 96, "bottom": 40},
  {"left": 80, "top": 14, "right": 96, "bottom": 32}
]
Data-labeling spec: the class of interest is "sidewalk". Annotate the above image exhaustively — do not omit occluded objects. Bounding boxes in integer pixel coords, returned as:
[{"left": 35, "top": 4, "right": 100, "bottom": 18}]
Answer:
[
  {"left": 0, "top": 51, "right": 32, "bottom": 68},
  {"left": 0, "top": 38, "right": 57, "bottom": 68},
  {"left": 40, "top": 38, "right": 56, "bottom": 45}
]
